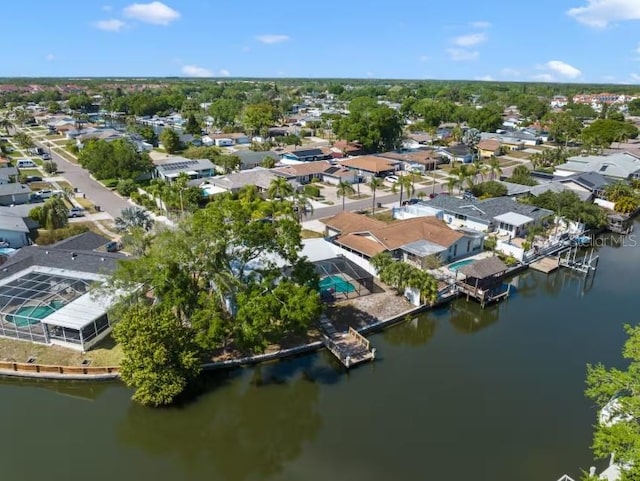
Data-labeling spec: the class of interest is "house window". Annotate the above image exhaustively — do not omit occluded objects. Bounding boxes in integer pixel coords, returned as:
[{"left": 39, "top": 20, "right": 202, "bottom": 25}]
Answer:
[{"left": 466, "top": 240, "right": 471, "bottom": 252}]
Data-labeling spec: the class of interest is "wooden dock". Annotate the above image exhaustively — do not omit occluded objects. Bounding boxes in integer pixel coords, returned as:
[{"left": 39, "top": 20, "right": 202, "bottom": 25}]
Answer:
[
  {"left": 529, "top": 256, "right": 560, "bottom": 274},
  {"left": 320, "top": 316, "right": 375, "bottom": 368}
]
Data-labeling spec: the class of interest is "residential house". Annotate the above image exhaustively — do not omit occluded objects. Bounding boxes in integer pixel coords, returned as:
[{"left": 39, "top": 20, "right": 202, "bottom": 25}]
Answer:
[
  {"left": 406, "top": 132, "right": 434, "bottom": 145},
  {"left": 339, "top": 155, "right": 399, "bottom": 178},
  {"left": 332, "top": 140, "right": 366, "bottom": 157},
  {"left": 0, "top": 167, "right": 19, "bottom": 185},
  {"left": 0, "top": 184, "right": 31, "bottom": 206},
  {"left": 0, "top": 232, "right": 126, "bottom": 350},
  {"left": 426, "top": 195, "right": 554, "bottom": 235},
  {"left": 480, "top": 133, "right": 525, "bottom": 151},
  {"left": 377, "top": 149, "right": 445, "bottom": 172},
  {"left": 324, "top": 211, "right": 482, "bottom": 266},
  {"left": 554, "top": 152, "right": 640, "bottom": 180},
  {"left": 525, "top": 171, "right": 613, "bottom": 201},
  {"left": 206, "top": 167, "right": 297, "bottom": 194},
  {"left": 439, "top": 145, "right": 474, "bottom": 164},
  {"left": 154, "top": 157, "right": 216, "bottom": 182},
  {"left": 234, "top": 150, "right": 279, "bottom": 170},
  {"left": 477, "top": 140, "right": 501, "bottom": 159},
  {"left": 202, "top": 133, "right": 250, "bottom": 147},
  {"left": 75, "top": 128, "right": 123, "bottom": 148},
  {"left": 274, "top": 160, "right": 356, "bottom": 186},
  {"left": 0, "top": 209, "right": 32, "bottom": 247},
  {"left": 280, "top": 148, "right": 333, "bottom": 163},
  {"left": 457, "top": 256, "right": 509, "bottom": 307}
]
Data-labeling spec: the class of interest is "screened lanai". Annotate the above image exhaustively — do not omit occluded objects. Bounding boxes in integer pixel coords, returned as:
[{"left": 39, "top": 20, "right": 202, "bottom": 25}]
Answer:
[
  {"left": 0, "top": 267, "right": 114, "bottom": 351},
  {"left": 314, "top": 256, "right": 375, "bottom": 301}
]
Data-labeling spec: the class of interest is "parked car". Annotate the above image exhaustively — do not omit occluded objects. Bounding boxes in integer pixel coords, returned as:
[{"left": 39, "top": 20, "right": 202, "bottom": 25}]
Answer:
[
  {"left": 105, "top": 241, "right": 122, "bottom": 253},
  {"left": 36, "top": 189, "right": 53, "bottom": 199},
  {"left": 68, "top": 207, "right": 85, "bottom": 218},
  {"left": 41, "top": 153, "right": 51, "bottom": 160},
  {"left": 25, "top": 176, "right": 42, "bottom": 183},
  {"left": 385, "top": 175, "right": 399, "bottom": 184}
]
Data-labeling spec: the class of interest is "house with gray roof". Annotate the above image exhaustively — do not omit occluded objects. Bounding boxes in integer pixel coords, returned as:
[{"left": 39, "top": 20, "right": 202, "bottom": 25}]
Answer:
[
  {"left": 0, "top": 232, "right": 127, "bottom": 351},
  {"left": 554, "top": 152, "right": 640, "bottom": 180},
  {"left": 499, "top": 171, "right": 612, "bottom": 201},
  {"left": 0, "top": 167, "right": 19, "bottom": 184},
  {"left": 0, "top": 183, "right": 31, "bottom": 206},
  {"left": 154, "top": 157, "right": 216, "bottom": 182},
  {"left": 204, "top": 167, "right": 298, "bottom": 193},
  {"left": 424, "top": 195, "right": 553, "bottom": 237},
  {"left": 234, "top": 150, "right": 279, "bottom": 170}
]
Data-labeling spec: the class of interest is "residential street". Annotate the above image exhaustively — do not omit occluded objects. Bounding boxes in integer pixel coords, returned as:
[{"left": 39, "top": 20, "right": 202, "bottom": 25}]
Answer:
[{"left": 20, "top": 127, "right": 131, "bottom": 219}]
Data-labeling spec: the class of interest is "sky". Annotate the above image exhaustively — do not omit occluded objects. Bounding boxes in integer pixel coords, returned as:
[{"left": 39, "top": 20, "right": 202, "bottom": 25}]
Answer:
[{"left": 4, "top": 0, "right": 640, "bottom": 83}]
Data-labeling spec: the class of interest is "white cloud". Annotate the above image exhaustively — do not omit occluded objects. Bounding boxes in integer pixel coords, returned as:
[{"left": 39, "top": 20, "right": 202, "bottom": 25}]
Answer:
[
  {"left": 447, "top": 48, "right": 478, "bottom": 61},
  {"left": 531, "top": 73, "right": 554, "bottom": 82},
  {"left": 453, "top": 32, "right": 487, "bottom": 47},
  {"left": 419, "top": 55, "right": 429, "bottom": 62},
  {"left": 123, "top": 1, "right": 180, "bottom": 25},
  {"left": 567, "top": 0, "right": 640, "bottom": 28},
  {"left": 45, "top": 53, "right": 55, "bottom": 62},
  {"left": 475, "top": 75, "right": 494, "bottom": 81},
  {"left": 181, "top": 65, "right": 213, "bottom": 77},
  {"left": 630, "top": 73, "right": 640, "bottom": 82},
  {"left": 93, "top": 19, "right": 126, "bottom": 31},
  {"left": 546, "top": 60, "right": 582, "bottom": 79},
  {"left": 256, "top": 34, "right": 290, "bottom": 44},
  {"left": 500, "top": 67, "right": 520, "bottom": 77},
  {"left": 219, "top": 69, "right": 230, "bottom": 77},
  {"left": 470, "top": 21, "right": 491, "bottom": 28}
]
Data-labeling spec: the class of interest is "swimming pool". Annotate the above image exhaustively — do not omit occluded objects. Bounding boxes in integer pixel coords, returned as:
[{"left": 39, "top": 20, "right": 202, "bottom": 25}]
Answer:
[
  {"left": 7, "top": 300, "right": 66, "bottom": 328},
  {"left": 448, "top": 259, "right": 476, "bottom": 271},
  {"left": 319, "top": 275, "right": 356, "bottom": 294},
  {"left": 0, "top": 247, "right": 16, "bottom": 256}
]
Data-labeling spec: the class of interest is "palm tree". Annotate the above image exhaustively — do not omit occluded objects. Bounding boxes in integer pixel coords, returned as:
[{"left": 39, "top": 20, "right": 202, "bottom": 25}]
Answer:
[
  {"left": 292, "top": 191, "right": 314, "bottom": 222},
  {"left": 336, "top": 181, "right": 355, "bottom": 211},
  {"left": 487, "top": 156, "right": 502, "bottom": 180},
  {"left": 408, "top": 270, "right": 439, "bottom": 305},
  {"left": 40, "top": 196, "right": 68, "bottom": 230},
  {"left": 392, "top": 174, "right": 415, "bottom": 207},
  {"left": 446, "top": 177, "right": 457, "bottom": 194},
  {"left": 267, "top": 177, "right": 294, "bottom": 200},
  {"left": 368, "top": 176, "right": 384, "bottom": 214},
  {"left": 115, "top": 206, "right": 154, "bottom": 232},
  {"left": 462, "top": 127, "right": 481, "bottom": 162},
  {"left": 0, "top": 117, "right": 13, "bottom": 136}
]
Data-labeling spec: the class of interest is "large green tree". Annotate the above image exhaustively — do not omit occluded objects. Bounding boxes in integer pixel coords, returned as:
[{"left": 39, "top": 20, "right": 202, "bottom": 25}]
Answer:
[
  {"left": 78, "top": 139, "right": 152, "bottom": 180},
  {"left": 208, "top": 99, "right": 243, "bottom": 127},
  {"left": 333, "top": 98, "right": 403, "bottom": 153},
  {"left": 242, "top": 103, "right": 278, "bottom": 136},
  {"left": 114, "top": 304, "right": 201, "bottom": 407},
  {"left": 159, "top": 128, "right": 181, "bottom": 154},
  {"left": 38, "top": 196, "right": 69, "bottom": 230},
  {"left": 582, "top": 119, "right": 639, "bottom": 147},
  {"left": 585, "top": 324, "right": 640, "bottom": 481},
  {"left": 111, "top": 195, "right": 321, "bottom": 358}
]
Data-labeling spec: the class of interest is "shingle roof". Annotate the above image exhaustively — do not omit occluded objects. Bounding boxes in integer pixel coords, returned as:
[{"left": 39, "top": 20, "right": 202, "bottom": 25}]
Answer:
[
  {"left": 335, "top": 233, "right": 387, "bottom": 257},
  {"left": 324, "top": 211, "right": 387, "bottom": 234},
  {"left": 0, "top": 183, "right": 30, "bottom": 196},
  {"left": 52, "top": 231, "right": 111, "bottom": 251},
  {"left": 274, "top": 160, "right": 332, "bottom": 177},
  {"left": 0, "top": 211, "right": 29, "bottom": 233},
  {"left": 339, "top": 155, "right": 399, "bottom": 173},
  {"left": 459, "top": 256, "right": 507, "bottom": 279},
  {"left": 426, "top": 196, "right": 553, "bottom": 224},
  {"left": 556, "top": 152, "right": 640, "bottom": 179}
]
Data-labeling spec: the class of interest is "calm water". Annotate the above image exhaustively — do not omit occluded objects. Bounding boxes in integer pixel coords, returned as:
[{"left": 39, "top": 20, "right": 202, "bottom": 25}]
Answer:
[{"left": 1, "top": 231, "right": 639, "bottom": 481}]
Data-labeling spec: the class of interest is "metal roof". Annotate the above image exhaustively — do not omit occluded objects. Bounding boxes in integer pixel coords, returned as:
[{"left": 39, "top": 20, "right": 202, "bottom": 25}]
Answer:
[{"left": 494, "top": 212, "right": 534, "bottom": 226}]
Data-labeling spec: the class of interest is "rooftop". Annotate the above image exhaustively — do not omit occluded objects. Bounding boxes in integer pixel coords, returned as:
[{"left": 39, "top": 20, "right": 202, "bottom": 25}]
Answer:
[
  {"left": 339, "top": 155, "right": 399, "bottom": 173},
  {"left": 556, "top": 152, "right": 640, "bottom": 179},
  {"left": 426, "top": 196, "right": 553, "bottom": 224},
  {"left": 459, "top": 256, "right": 508, "bottom": 279}
]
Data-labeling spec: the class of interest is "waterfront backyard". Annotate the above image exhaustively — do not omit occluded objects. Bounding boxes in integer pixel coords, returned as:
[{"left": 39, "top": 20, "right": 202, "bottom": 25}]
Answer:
[{"left": 0, "top": 225, "right": 639, "bottom": 481}]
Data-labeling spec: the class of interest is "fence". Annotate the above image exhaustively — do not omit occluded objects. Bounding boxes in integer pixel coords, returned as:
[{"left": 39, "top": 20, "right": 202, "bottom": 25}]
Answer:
[{"left": 0, "top": 360, "right": 119, "bottom": 377}]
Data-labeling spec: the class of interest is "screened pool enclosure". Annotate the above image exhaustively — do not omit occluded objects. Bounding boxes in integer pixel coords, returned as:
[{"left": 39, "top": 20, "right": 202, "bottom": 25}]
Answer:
[{"left": 0, "top": 267, "right": 115, "bottom": 351}]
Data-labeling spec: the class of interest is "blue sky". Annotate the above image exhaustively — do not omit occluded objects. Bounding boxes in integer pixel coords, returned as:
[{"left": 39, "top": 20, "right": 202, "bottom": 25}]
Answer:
[{"left": 5, "top": 0, "right": 640, "bottom": 83}]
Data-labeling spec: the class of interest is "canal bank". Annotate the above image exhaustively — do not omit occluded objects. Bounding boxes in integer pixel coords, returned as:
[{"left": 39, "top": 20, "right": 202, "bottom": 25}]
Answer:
[{"left": 1, "top": 228, "right": 639, "bottom": 481}]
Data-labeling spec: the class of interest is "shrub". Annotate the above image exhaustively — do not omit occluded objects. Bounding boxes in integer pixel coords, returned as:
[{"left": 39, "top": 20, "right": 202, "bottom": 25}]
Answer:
[
  {"left": 116, "top": 179, "right": 138, "bottom": 197},
  {"left": 43, "top": 161, "right": 58, "bottom": 174},
  {"left": 304, "top": 185, "right": 321, "bottom": 198},
  {"left": 32, "top": 224, "right": 90, "bottom": 245},
  {"left": 102, "top": 179, "right": 119, "bottom": 189}
]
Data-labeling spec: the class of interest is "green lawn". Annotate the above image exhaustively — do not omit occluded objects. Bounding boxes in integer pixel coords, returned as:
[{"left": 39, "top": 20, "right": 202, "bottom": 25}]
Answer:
[
  {"left": 18, "top": 168, "right": 42, "bottom": 177},
  {"left": 301, "top": 229, "right": 323, "bottom": 239}
]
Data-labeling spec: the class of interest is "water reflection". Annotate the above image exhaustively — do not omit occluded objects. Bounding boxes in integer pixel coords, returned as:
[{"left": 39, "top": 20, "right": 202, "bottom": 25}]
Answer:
[
  {"left": 382, "top": 316, "right": 436, "bottom": 347},
  {"left": 118, "top": 363, "right": 323, "bottom": 481},
  {"left": 0, "top": 376, "right": 112, "bottom": 401},
  {"left": 449, "top": 301, "right": 500, "bottom": 334}
]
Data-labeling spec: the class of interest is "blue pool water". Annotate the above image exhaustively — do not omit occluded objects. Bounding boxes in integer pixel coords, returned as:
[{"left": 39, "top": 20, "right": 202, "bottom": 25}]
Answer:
[
  {"left": 0, "top": 248, "right": 16, "bottom": 256},
  {"left": 448, "top": 259, "right": 476, "bottom": 271}
]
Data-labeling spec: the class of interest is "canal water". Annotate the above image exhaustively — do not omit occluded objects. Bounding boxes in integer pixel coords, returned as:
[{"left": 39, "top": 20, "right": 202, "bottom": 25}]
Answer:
[{"left": 1, "top": 231, "right": 639, "bottom": 481}]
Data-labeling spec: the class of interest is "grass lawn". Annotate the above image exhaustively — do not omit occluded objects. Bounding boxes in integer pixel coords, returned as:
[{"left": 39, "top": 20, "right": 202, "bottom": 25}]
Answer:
[
  {"left": 369, "top": 210, "right": 393, "bottom": 222},
  {"left": 347, "top": 193, "right": 370, "bottom": 200},
  {"left": 500, "top": 160, "right": 522, "bottom": 168},
  {"left": 53, "top": 148, "right": 77, "bottom": 163},
  {"left": 508, "top": 151, "right": 531, "bottom": 159},
  {"left": 301, "top": 229, "right": 323, "bottom": 239},
  {"left": 50, "top": 138, "right": 69, "bottom": 145},
  {"left": 18, "top": 168, "right": 42, "bottom": 177},
  {"left": 28, "top": 181, "right": 53, "bottom": 191},
  {"left": 0, "top": 335, "right": 123, "bottom": 367},
  {"left": 75, "top": 196, "right": 97, "bottom": 213},
  {"left": 56, "top": 180, "right": 73, "bottom": 190}
]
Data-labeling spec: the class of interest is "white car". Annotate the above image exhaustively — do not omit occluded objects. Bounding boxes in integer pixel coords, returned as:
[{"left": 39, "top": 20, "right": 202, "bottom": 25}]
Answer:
[
  {"left": 385, "top": 175, "right": 399, "bottom": 184},
  {"left": 36, "top": 189, "right": 53, "bottom": 199},
  {"left": 68, "top": 207, "right": 85, "bottom": 218}
]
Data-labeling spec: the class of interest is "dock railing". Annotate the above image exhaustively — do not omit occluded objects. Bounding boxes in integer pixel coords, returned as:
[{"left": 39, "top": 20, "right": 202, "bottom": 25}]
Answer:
[{"left": 348, "top": 326, "right": 370, "bottom": 350}]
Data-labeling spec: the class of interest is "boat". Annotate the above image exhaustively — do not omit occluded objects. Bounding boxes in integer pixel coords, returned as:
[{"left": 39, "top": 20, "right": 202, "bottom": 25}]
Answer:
[{"left": 599, "top": 393, "right": 633, "bottom": 427}]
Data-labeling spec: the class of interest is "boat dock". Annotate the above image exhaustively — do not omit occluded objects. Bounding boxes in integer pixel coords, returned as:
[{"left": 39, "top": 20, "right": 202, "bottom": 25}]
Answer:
[
  {"left": 558, "top": 246, "right": 599, "bottom": 274},
  {"left": 529, "top": 255, "right": 561, "bottom": 274},
  {"left": 320, "top": 316, "right": 375, "bottom": 368}
]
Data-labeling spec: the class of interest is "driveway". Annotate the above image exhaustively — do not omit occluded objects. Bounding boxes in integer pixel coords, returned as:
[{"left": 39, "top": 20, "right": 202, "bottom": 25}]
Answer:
[{"left": 18, "top": 128, "right": 131, "bottom": 219}]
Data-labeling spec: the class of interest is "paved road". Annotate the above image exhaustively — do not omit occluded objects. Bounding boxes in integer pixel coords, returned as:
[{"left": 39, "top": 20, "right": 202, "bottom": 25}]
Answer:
[
  {"left": 308, "top": 161, "right": 528, "bottom": 220},
  {"left": 23, "top": 130, "right": 131, "bottom": 219}
]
